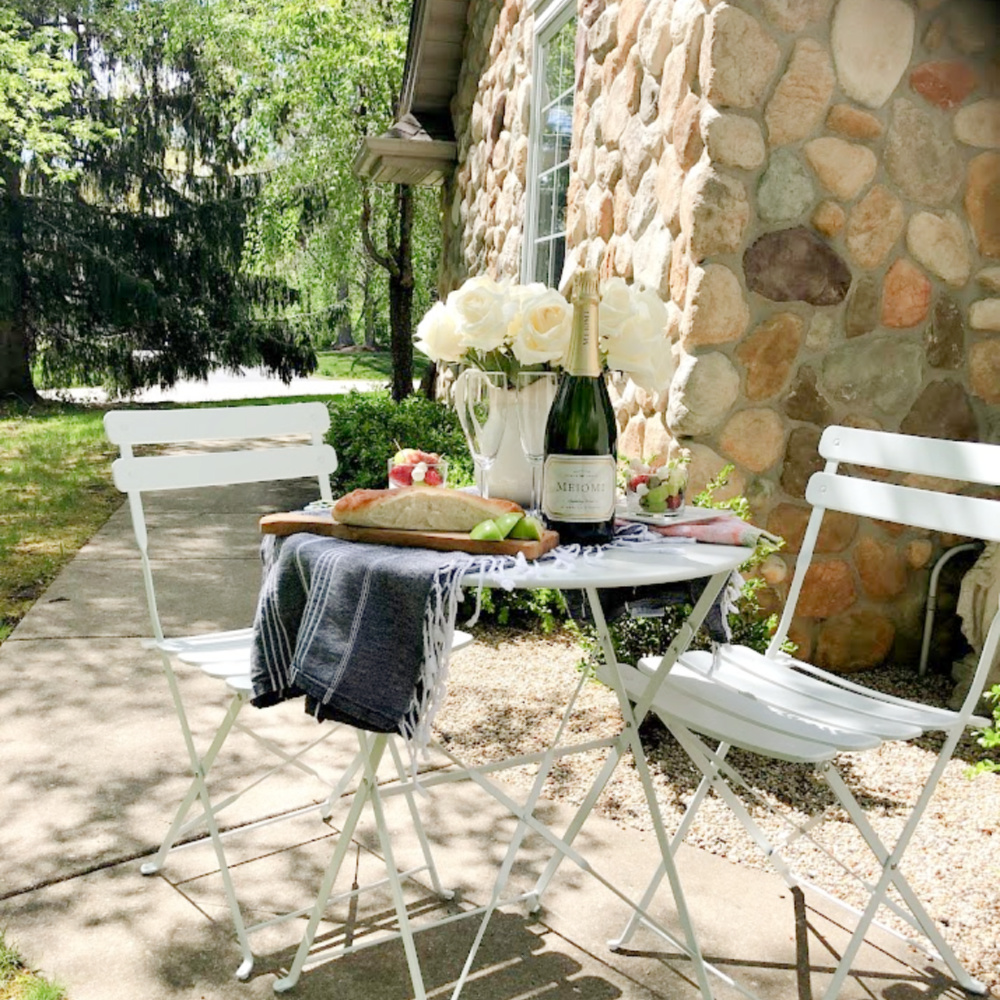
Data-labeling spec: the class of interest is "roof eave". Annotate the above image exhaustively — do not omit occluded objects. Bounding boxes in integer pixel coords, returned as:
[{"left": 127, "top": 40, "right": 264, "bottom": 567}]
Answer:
[{"left": 354, "top": 135, "right": 458, "bottom": 186}]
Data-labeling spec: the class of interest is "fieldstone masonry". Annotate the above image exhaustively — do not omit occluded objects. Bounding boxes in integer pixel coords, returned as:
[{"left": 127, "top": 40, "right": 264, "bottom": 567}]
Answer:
[{"left": 438, "top": 0, "right": 1000, "bottom": 673}]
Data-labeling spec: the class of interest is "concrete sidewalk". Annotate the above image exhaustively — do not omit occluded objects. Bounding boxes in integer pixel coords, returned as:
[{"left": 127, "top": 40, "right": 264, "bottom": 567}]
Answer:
[{"left": 0, "top": 474, "right": 962, "bottom": 1000}]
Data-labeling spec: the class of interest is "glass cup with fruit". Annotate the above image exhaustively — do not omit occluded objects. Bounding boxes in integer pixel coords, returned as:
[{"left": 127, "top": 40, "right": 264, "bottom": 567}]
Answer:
[
  {"left": 388, "top": 448, "right": 448, "bottom": 489},
  {"left": 626, "top": 457, "right": 688, "bottom": 516}
]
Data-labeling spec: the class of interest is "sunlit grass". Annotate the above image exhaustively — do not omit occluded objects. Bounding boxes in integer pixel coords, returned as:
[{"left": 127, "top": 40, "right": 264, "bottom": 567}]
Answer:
[
  {"left": 0, "top": 931, "right": 66, "bottom": 1000},
  {"left": 0, "top": 401, "right": 122, "bottom": 642},
  {"left": 314, "top": 350, "right": 429, "bottom": 381}
]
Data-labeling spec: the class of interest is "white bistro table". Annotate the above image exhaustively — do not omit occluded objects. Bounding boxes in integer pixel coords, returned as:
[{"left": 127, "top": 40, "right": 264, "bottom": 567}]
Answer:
[{"left": 274, "top": 540, "right": 748, "bottom": 999}]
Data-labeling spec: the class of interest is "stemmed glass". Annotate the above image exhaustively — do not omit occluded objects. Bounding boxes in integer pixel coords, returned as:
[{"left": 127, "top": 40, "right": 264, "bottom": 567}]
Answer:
[
  {"left": 455, "top": 369, "right": 506, "bottom": 498},
  {"left": 515, "top": 370, "right": 560, "bottom": 517}
]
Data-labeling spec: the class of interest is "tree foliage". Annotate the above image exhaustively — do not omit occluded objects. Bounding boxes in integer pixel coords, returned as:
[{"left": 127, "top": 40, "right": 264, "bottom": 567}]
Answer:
[
  {"left": 0, "top": 0, "right": 316, "bottom": 401},
  {"left": 235, "top": 0, "right": 442, "bottom": 399},
  {"left": 0, "top": 0, "right": 441, "bottom": 402}
]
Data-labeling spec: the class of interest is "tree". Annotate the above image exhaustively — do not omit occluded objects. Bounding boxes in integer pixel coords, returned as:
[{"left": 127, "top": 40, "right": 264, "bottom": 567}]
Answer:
[
  {"left": 235, "top": 0, "right": 441, "bottom": 401},
  {"left": 0, "top": 0, "right": 317, "bottom": 403},
  {"left": 0, "top": 2, "right": 107, "bottom": 401}
]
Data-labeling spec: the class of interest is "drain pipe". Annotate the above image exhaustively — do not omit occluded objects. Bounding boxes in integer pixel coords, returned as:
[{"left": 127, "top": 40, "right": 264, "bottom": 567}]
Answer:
[{"left": 919, "top": 542, "right": 984, "bottom": 676}]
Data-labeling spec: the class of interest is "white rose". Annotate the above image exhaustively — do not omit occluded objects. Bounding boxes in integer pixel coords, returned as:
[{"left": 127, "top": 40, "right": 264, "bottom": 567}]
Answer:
[
  {"left": 448, "top": 275, "right": 511, "bottom": 353},
  {"left": 598, "top": 277, "right": 633, "bottom": 344},
  {"left": 625, "top": 341, "right": 676, "bottom": 392},
  {"left": 630, "top": 285, "right": 670, "bottom": 337},
  {"left": 414, "top": 301, "right": 464, "bottom": 364},
  {"left": 509, "top": 285, "right": 572, "bottom": 366},
  {"left": 603, "top": 285, "right": 673, "bottom": 391}
]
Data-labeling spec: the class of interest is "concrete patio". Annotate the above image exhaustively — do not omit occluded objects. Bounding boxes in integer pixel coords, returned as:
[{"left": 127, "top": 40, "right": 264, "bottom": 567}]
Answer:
[{"left": 0, "top": 474, "right": 970, "bottom": 1000}]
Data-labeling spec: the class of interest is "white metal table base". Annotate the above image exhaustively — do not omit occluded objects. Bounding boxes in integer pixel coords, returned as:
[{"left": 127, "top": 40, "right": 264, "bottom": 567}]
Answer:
[
  {"left": 264, "top": 547, "right": 749, "bottom": 997},
  {"left": 445, "top": 571, "right": 735, "bottom": 1000}
]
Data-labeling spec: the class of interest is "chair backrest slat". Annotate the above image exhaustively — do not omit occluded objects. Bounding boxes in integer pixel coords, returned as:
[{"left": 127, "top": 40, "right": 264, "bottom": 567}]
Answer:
[
  {"left": 768, "top": 426, "right": 1000, "bottom": 660},
  {"left": 112, "top": 445, "right": 339, "bottom": 493},
  {"left": 104, "top": 401, "right": 330, "bottom": 446},
  {"left": 105, "top": 402, "right": 338, "bottom": 642},
  {"left": 819, "top": 426, "right": 1000, "bottom": 485},
  {"left": 806, "top": 473, "right": 1000, "bottom": 543}
]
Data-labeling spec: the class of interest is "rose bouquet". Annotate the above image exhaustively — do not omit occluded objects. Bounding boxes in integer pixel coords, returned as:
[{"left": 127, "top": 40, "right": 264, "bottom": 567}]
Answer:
[{"left": 414, "top": 274, "right": 674, "bottom": 392}]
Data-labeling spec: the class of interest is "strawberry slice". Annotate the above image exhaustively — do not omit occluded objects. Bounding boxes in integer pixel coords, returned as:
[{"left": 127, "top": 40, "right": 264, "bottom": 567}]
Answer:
[
  {"left": 423, "top": 468, "right": 443, "bottom": 486},
  {"left": 389, "top": 464, "right": 413, "bottom": 486}
]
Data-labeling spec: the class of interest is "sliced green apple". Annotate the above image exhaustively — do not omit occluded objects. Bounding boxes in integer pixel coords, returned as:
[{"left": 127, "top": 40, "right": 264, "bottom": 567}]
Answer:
[
  {"left": 493, "top": 512, "right": 525, "bottom": 538},
  {"left": 508, "top": 515, "right": 543, "bottom": 541},
  {"left": 470, "top": 518, "right": 504, "bottom": 541}
]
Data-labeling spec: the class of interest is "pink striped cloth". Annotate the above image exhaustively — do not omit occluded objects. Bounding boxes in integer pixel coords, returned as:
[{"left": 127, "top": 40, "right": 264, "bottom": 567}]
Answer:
[{"left": 645, "top": 513, "right": 779, "bottom": 547}]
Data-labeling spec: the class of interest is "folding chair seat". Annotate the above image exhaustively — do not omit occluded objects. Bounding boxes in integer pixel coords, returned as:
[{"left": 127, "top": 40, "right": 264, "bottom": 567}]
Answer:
[
  {"left": 610, "top": 426, "right": 1000, "bottom": 1000},
  {"left": 106, "top": 403, "right": 470, "bottom": 981}
]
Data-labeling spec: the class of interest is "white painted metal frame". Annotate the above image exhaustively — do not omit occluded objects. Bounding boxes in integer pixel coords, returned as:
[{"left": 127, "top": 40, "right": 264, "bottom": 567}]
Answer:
[
  {"left": 609, "top": 426, "right": 1000, "bottom": 1000},
  {"left": 273, "top": 543, "right": 749, "bottom": 999},
  {"left": 106, "top": 403, "right": 462, "bottom": 983}
]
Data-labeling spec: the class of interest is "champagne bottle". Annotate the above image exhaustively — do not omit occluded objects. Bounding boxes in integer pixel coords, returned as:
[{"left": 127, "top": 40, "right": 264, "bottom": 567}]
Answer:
[{"left": 542, "top": 269, "right": 618, "bottom": 545}]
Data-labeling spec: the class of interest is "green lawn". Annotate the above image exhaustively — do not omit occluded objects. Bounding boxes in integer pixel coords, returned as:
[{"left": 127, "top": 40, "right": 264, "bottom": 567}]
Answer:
[
  {"left": 0, "top": 393, "right": 348, "bottom": 644},
  {"left": 34, "top": 351, "right": 429, "bottom": 389},
  {"left": 0, "top": 932, "right": 65, "bottom": 1000},
  {"left": 314, "top": 350, "right": 429, "bottom": 381},
  {"left": 0, "top": 402, "right": 122, "bottom": 643}
]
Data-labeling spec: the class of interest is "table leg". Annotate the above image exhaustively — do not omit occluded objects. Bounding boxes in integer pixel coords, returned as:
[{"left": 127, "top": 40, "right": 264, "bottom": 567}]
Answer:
[
  {"left": 447, "top": 571, "right": 732, "bottom": 1000},
  {"left": 528, "top": 572, "right": 733, "bottom": 1000},
  {"left": 446, "top": 666, "right": 592, "bottom": 1000}
]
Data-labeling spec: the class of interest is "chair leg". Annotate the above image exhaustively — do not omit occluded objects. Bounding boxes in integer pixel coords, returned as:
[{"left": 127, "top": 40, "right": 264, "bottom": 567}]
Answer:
[
  {"left": 274, "top": 731, "right": 389, "bottom": 994},
  {"left": 155, "top": 656, "right": 255, "bottom": 977},
  {"left": 141, "top": 692, "right": 245, "bottom": 875},
  {"left": 820, "top": 764, "right": 986, "bottom": 999},
  {"left": 609, "top": 740, "right": 731, "bottom": 951}
]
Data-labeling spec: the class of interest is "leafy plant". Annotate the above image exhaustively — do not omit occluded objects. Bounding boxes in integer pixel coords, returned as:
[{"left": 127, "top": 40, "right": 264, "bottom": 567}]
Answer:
[
  {"left": 573, "top": 464, "right": 782, "bottom": 665},
  {"left": 460, "top": 461, "right": 783, "bottom": 659},
  {"left": 459, "top": 587, "right": 569, "bottom": 634},
  {"left": 325, "top": 391, "right": 473, "bottom": 493},
  {"left": 968, "top": 685, "right": 1000, "bottom": 777}
]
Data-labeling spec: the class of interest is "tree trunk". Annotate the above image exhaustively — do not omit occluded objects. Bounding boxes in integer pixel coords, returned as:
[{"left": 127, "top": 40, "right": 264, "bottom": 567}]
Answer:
[
  {"left": 362, "top": 262, "right": 378, "bottom": 349},
  {"left": 0, "top": 163, "right": 38, "bottom": 404},
  {"left": 335, "top": 277, "right": 354, "bottom": 348},
  {"left": 419, "top": 361, "right": 437, "bottom": 401},
  {"left": 389, "top": 184, "right": 414, "bottom": 402},
  {"left": 388, "top": 269, "right": 413, "bottom": 401},
  {"left": 360, "top": 182, "right": 414, "bottom": 401}
]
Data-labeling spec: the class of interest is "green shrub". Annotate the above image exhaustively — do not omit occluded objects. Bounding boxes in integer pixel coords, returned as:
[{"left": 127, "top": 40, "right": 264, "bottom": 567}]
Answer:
[
  {"left": 968, "top": 684, "right": 1000, "bottom": 777},
  {"left": 459, "top": 586, "right": 568, "bottom": 633},
  {"left": 325, "top": 391, "right": 474, "bottom": 493}
]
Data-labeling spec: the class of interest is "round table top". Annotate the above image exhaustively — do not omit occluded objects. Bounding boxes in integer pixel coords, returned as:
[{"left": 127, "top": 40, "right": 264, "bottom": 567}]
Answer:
[{"left": 461, "top": 542, "right": 748, "bottom": 590}]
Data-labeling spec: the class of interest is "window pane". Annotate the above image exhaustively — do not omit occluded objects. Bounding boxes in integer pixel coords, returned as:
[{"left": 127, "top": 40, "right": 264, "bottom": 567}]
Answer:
[
  {"left": 530, "top": 11, "right": 575, "bottom": 288},
  {"left": 534, "top": 239, "right": 552, "bottom": 286}
]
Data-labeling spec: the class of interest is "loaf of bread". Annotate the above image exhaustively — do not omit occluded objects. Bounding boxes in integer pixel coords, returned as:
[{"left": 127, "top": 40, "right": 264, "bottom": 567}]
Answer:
[{"left": 333, "top": 486, "right": 523, "bottom": 532}]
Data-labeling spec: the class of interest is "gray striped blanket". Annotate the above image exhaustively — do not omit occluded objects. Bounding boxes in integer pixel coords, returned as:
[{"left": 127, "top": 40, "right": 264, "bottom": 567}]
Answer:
[{"left": 251, "top": 533, "right": 475, "bottom": 742}]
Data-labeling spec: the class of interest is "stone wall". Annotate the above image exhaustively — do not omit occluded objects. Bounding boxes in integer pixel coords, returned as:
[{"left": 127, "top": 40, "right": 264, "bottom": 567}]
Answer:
[{"left": 439, "top": 0, "right": 1000, "bottom": 672}]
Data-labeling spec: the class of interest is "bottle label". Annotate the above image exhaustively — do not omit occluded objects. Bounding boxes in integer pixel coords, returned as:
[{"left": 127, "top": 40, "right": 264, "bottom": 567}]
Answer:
[{"left": 542, "top": 455, "right": 617, "bottom": 522}]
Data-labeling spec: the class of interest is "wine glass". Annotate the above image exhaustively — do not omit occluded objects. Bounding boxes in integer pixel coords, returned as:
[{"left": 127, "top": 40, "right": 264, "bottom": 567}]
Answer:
[
  {"left": 515, "top": 370, "right": 560, "bottom": 516},
  {"left": 455, "top": 369, "right": 506, "bottom": 498}
]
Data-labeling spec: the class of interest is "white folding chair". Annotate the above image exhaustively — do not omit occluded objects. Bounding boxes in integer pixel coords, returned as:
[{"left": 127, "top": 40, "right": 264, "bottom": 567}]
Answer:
[
  {"left": 106, "top": 403, "right": 468, "bottom": 980},
  {"left": 607, "top": 426, "right": 1000, "bottom": 1000}
]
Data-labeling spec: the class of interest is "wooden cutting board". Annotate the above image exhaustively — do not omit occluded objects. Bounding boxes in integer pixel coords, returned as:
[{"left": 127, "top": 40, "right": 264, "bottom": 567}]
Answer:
[{"left": 259, "top": 511, "right": 560, "bottom": 560}]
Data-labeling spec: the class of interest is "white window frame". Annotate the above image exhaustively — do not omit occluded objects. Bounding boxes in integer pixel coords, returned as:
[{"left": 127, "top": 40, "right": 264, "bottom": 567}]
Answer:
[{"left": 522, "top": 0, "right": 577, "bottom": 287}]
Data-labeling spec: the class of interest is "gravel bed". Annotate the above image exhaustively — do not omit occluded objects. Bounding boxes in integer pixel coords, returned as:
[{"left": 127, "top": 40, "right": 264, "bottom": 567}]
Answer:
[{"left": 433, "top": 628, "right": 1000, "bottom": 994}]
